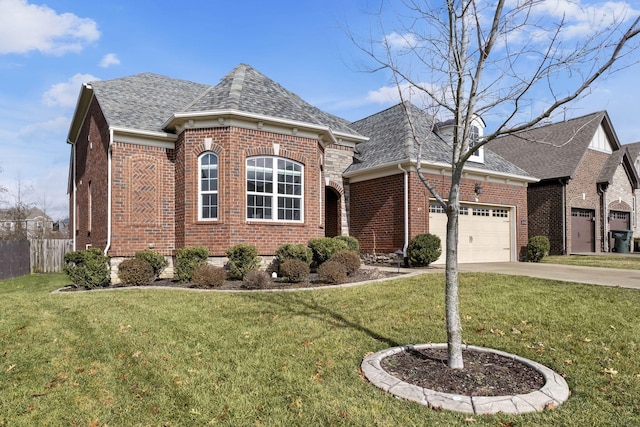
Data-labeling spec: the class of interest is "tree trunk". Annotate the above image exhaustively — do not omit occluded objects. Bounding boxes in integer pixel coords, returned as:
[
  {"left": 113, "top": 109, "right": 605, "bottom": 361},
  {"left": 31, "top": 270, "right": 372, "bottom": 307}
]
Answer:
[{"left": 445, "top": 173, "right": 463, "bottom": 369}]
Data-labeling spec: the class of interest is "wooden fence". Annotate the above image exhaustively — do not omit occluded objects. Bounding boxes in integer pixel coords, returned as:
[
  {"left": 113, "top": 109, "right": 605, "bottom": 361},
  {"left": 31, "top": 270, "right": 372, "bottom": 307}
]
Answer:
[
  {"left": 30, "top": 239, "right": 73, "bottom": 273},
  {"left": 0, "top": 240, "right": 30, "bottom": 280}
]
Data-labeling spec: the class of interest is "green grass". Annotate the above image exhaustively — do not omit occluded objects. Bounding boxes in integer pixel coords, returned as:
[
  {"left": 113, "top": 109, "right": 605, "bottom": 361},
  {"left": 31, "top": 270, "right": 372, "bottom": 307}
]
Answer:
[
  {"left": 1, "top": 273, "right": 640, "bottom": 426},
  {"left": 543, "top": 255, "right": 640, "bottom": 270}
]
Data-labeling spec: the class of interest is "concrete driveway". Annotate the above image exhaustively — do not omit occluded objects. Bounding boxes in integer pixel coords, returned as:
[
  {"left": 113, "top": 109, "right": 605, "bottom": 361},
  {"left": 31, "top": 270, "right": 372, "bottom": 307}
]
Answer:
[{"left": 457, "top": 262, "right": 640, "bottom": 290}]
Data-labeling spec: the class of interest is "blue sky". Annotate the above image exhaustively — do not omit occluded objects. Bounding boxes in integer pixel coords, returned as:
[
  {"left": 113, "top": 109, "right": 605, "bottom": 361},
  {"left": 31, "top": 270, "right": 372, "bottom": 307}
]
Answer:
[{"left": 0, "top": 0, "right": 639, "bottom": 220}]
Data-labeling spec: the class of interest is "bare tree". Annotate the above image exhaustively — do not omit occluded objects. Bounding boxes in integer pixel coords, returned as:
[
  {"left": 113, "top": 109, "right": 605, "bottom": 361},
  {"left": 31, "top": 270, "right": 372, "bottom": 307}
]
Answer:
[
  {"left": 0, "top": 177, "right": 34, "bottom": 241},
  {"left": 354, "top": 0, "right": 640, "bottom": 368}
]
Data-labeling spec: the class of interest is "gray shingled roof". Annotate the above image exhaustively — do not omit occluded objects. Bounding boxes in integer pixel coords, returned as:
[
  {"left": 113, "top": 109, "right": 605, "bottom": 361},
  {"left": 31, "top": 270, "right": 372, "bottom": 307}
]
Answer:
[
  {"left": 182, "top": 64, "right": 361, "bottom": 136},
  {"left": 625, "top": 141, "right": 640, "bottom": 161},
  {"left": 346, "top": 102, "right": 531, "bottom": 177},
  {"left": 488, "top": 111, "right": 611, "bottom": 181},
  {"left": 89, "top": 64, "right": 364, "bottom": 139},
  {"left": 90, "top": 73, "right": 209, "bottom": 132}
]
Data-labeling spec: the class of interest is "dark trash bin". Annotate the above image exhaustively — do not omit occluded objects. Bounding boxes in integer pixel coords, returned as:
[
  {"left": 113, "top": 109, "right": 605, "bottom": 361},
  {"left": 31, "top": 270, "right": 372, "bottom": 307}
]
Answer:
[{"left": 611, "top": 230, "right": 633, "bottom": 253}]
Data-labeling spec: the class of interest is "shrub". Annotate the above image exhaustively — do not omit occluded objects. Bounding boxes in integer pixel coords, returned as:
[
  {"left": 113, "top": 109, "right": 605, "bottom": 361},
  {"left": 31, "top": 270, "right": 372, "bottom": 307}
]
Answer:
[
  {"left": 308, "top": 237, "right": 348, "bottom": 266},
  {"left": 175, "top": 246, "right": 209, "bottom": 282},
  {"left": 329, "top": 250, "right": 361, "bottom": 276},
  {"left": 527, "top": 236, "right": 550, "bottom": 262},
  {"left": 275, "top": 243, "right": 313, "bottom": 265},
  {"left": 134, "top": 249, "right": 168, "bottom": 279},
  {"left": 333, "top": 236, "right": 360, "bottom": 253},
  {"left": 279, "top": 259, "right": 310, "bottom": 283},
  {"left": 226, "top": 244, "right": 261, "bottom": 280},
  {"left": 317, "top": 260, "right": 347, "bottom": 285},
  {"left": 191, "top": 264, "right": 227, "bottom": 288},
  {"left": 63, "top": 248, "right": 110, "bottom": 289},
  {"left": 408, "top": 233, "right": 442, "bottom": 267},
  {"left": 242, "top": 270, "right": 272, "bottom": 289},
  {"left": 117, "top": 258, "right": 154, "bottom": 286}
]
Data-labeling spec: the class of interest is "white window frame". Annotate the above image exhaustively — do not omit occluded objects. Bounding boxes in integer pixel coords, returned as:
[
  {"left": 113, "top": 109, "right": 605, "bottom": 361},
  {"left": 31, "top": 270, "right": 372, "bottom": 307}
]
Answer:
[
  {"left": 198, "top": 152, "right": 219, "bottom": 221},
  {"left": 246, "top": 156, "right": 304, "bottom": 222}
]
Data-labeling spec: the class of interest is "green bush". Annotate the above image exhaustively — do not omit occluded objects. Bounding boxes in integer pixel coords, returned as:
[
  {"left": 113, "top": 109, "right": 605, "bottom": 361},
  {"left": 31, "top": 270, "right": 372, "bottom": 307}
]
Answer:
[
  {"left": 279, "top": 259, "right": 310, "bottom": 283},
  {"left": 134, "top": 249, "right": 168, "bottom": 279},
  {"left": 275, "top": 243, "right": 313, "bottom": 265},
  {"left": 333, "top": 236, "right": 360, "bottom": 253},
  {"left": 241, "top": 270, "right": 272, "bottom": 289},
  {"left": 175, "top": 246, "right": 209, "bottom": 282},
  {"left": 329, "top": 250, "right": 361, "bottom": 276},
  {"left": 226, "top": 244, "right": 260, "bottom": 280},
  {"left": 408, "top": 233, "right": 442, "bottom": 267},
  {"left": 63, "top": 248, "right": 110, "bottom": 289},
  {"left": 317, "top": 260, "right": 347, "bottom": 285},
  {"left": 527, "top": 236, "right": 550, "bottom": 262},
  {"left": 191, "top": 264, "right": 227, "bottom": 288},
  {"left": 117, "top": 258, "right": 154, "bottom": 286},
  {"left": 308, "top": 237, "right": 348, "bottom": 265}
]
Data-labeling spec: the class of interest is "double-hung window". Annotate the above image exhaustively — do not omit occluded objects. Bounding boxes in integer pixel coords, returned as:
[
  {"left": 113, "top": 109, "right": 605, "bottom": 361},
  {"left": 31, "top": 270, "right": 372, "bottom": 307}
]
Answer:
[
  {"left": 199, "top": 153, "right": 218, "bottom": 220},
  {"left": 247, "top": 156, "right": 303, "bottom": 222}
]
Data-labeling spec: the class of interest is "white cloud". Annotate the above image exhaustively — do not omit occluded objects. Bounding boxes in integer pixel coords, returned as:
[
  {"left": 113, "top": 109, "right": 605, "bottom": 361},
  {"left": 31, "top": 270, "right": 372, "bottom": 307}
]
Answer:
[
  {"left": 0, "top": 0, "right": 100, "bottom": 55},
  {"left": 42, "top": 73, "right": 100, "bottom": 108},
  {"left": 99, "top": 53, "right": 120, "bottom": 68},
  {"left": 384, "top": 31, "right": 418, "bottom": 50},
  {"left": 19, "top": 115, "right": 69, "bottom": 137}
]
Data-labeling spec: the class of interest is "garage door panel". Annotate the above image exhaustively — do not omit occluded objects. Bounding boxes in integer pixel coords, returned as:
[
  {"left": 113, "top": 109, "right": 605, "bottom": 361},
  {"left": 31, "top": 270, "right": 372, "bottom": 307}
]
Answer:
[{"left": 429, "top": 204, "right": 511, "bottom": 264}]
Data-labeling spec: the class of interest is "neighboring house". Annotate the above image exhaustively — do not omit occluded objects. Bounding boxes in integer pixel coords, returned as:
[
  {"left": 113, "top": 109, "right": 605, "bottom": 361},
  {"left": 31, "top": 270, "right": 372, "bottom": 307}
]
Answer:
[
  {"left": 346, "top": 103, "right": 535, "bottom": 264},
  {"left": 623, "top": 141, "right": 640, "bottom": 243},
  {"left": 0, "top": 207, "right": 57, "bottom": 239},
  {"left": 489, "top": 111, "right": 639, "bottom": 255},
  {"left": 66, "top": 64, "right": 535, "bottom": 274}
]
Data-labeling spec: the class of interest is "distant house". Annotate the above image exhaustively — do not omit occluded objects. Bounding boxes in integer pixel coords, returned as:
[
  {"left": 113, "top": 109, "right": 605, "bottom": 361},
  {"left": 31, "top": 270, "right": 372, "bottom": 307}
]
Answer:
[
  {"left": 489, "top": 111, "right": 639, "bottom": 255},
  {"left": 66, "top": 64, "right": 534, "bottom": 276},
  {"left": 0, "top": 207, "right": 58, "bottom": 239}
]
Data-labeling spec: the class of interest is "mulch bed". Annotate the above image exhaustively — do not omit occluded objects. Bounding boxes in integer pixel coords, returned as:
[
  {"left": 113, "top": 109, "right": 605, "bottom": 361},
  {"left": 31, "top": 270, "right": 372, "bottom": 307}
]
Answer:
[
  {"left": 380, "top": 347, "right": 546, "bottom": 396},
  {"left": 59, "top": 268, "right": 397, "bottom": 292}
]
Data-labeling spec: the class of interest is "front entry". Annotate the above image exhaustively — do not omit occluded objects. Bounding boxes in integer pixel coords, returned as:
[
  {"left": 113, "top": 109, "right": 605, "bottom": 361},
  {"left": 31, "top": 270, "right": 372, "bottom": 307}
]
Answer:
[
  {"left": 571, "top": 208, "right": 595, "bottom": 253},
  {"left": 325, "top": 187, "right": 341, "bottom": 237}
]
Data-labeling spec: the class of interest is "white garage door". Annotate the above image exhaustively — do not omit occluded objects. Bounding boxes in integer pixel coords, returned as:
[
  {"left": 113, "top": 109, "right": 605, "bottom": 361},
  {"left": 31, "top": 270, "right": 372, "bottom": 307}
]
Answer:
[{"left": 429, "top": 203, "right": 512, "bottom": 264}]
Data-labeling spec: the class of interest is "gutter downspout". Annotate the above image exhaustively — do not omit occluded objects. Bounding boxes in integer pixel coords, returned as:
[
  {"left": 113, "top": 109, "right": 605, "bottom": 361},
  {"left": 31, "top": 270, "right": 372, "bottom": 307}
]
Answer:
[
  {"left": 72, "top": 142, "right": 77, "bottom": 251},
  {"left": 104, "top": 129, "right": 113, "bottom": 256},
  {"left": 561, "top": 179, "right": 566, "bottom": 255},
  {"left": 398, "top": 164, "right": 409, "bottom": 265},
  {"left": 599, "top": 183, "right": 608, "bottom": 252}
]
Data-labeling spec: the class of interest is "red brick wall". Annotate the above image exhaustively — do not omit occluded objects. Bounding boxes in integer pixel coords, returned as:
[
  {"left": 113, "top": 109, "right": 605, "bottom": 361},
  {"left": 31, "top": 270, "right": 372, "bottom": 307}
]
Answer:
[
  {"left": 527, "top": 181, "right": 565, "bottom": 255},
  {"left": 350, "top": 170, "right": 529, "bottom": 256},
  {"left": 175, "top": 127, "right": 325, "bottom": 256},
  {"left": 109, "top": 143, "right": 176, "bottom": 256},
  {"left": 71, "top": 98, "right": 110, "bottom": 251}
]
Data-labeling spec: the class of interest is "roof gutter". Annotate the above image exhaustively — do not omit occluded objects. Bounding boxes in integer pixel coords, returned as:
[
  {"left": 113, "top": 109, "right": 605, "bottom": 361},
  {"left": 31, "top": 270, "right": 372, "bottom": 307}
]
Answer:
[{"left": 163, "top": 110, "right": 369, "bottom": 146}]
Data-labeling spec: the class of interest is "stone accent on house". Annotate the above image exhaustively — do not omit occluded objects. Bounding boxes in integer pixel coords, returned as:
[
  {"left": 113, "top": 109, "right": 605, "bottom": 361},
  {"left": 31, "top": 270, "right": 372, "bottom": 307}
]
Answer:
[{"left": 324, "top": 144, "right": 356, "bottom": 236}]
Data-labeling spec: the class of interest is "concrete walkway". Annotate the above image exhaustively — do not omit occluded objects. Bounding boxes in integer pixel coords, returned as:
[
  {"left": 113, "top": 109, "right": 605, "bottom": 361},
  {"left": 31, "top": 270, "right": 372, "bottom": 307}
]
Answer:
[{"left": 455, "top": 262, "right": 640, "bottom": 290}]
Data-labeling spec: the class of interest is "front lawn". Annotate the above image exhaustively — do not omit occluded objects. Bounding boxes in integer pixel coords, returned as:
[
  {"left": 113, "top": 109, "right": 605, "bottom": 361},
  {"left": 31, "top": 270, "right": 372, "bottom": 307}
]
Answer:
[
  {"left": 543, "top": 255, "right": 640, "bottom": 270},
  {"left": 1, "top": 273, "right": 639, "bottom": 425}
]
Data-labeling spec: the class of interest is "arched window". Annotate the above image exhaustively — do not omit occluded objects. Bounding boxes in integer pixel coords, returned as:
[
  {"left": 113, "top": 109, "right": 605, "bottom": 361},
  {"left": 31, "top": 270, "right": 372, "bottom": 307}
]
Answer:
[
  {"left": 246, "top": 156, "right": 303, "bottom": 222},
  {"left": 199, "top": 152, "right": 218, "bottom": 220}
]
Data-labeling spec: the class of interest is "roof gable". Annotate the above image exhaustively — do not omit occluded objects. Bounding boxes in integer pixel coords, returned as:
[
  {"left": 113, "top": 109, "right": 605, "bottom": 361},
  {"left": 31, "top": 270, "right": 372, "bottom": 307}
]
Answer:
[{"left": 487, "top": 111, "right": 617, "bottom": 180}]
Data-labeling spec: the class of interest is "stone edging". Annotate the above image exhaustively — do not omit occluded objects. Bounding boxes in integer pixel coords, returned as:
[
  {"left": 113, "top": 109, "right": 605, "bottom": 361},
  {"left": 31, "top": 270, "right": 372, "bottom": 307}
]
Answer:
[{"left": 361, "top": 343, "right": 570, "bottom": 415}]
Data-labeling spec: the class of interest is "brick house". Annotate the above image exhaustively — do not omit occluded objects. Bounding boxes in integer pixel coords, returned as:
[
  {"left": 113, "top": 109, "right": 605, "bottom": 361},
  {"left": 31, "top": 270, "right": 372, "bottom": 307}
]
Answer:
[
  {"left": 623, "top": 141, "right": 640, "bottom": 245},
  {"left": 489, "top": 111, "right": 639, "bottom": 255},
  {"left": 67, "top": 64, "right": 534, "bottom": 274},
  {"left": 346, "top": 103, "right": 535, "bottom": 264}
]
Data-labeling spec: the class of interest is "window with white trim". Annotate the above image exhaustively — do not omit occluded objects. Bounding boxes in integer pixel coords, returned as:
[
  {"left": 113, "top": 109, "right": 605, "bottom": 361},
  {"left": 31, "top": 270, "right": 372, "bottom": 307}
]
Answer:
[
  {"left": 199, "top": 152, "right": 218, "bottom": 220},
  {"left": 469, "top": 125, "right": 485, "bottom": 163},
  {"left": 247, "top": 156, "right": 303, "bottom": 221}
]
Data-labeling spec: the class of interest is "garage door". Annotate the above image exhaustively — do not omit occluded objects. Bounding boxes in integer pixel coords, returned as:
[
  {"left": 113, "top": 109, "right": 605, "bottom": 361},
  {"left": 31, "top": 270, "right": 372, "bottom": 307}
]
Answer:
[{"left": 429, "top": 203, "right": 512, "bottom": 264}]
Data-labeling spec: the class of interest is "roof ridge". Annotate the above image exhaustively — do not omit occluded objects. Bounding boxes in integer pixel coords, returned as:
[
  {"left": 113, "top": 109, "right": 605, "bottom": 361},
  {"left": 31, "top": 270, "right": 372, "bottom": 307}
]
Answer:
[{"left": 228, "top": 64, "right": 247, "bottom": 109}]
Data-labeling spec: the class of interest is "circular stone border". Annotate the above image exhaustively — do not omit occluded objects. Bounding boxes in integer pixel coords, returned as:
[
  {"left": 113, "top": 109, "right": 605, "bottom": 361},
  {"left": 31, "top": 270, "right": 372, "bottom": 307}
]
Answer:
[{"left": 361, "top": 343, "right": 570, "bottom": 415}]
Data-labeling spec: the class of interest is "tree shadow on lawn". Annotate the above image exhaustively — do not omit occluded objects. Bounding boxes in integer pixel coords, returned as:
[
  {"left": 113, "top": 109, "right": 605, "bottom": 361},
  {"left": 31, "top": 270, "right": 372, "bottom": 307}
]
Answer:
[{"left": 240, "top": 290, "right": 402, "bottom": 348}]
